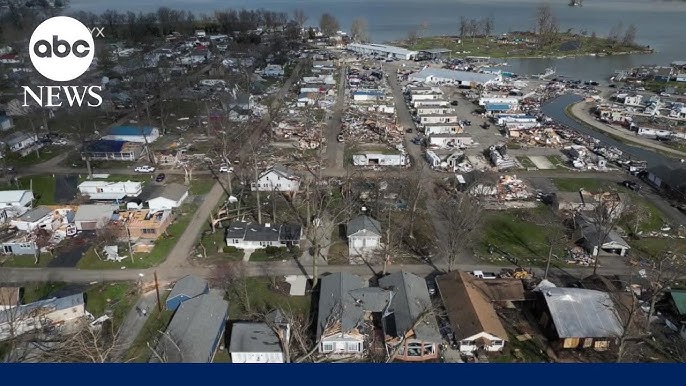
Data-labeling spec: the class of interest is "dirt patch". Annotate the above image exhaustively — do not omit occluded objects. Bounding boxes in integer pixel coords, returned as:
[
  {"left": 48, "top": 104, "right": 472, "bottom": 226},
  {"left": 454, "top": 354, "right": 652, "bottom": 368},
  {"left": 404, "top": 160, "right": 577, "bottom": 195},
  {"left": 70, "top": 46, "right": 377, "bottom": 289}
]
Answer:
[{"left": 48, "top": 233, "right": 95, "bottom": 267}]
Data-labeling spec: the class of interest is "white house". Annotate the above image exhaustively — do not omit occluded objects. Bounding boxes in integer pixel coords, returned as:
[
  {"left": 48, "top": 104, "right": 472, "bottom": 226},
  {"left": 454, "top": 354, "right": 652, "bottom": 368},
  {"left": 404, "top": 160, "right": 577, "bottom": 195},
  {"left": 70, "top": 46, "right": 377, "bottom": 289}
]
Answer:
[
  {"left": 78, "top": 181, "right": 143, "bottom": 201},
  {"left": 410, "top": 93, "right": 443, "bottom": 102},
  {"left": 3, "top": 131, "right": 42, "bottom": 157},
  {"left": 9, "top": 206, "right": 52, "bottom": 231},
  {"left": 419, "top": 114, "right": 459, "bottom": 124},
  {"left": 352, "top": 153, "right": 408, "bottom": 166},
  {"left": 0, "top": 293, "right": 86, "bottom": 341},
  {"left": 252, "top": 165, "right": 301, "bottom": 192},
  {"left": 346, "top": 215, "right": 382, "bottom": 257},
  {"left": 416, "top": 106, "right": 452, "bottom": 116},
  {"left": 412, "top": 100, "right": 450, "bottom": 108},
  {"left": 676, "top": 73, "right": 686, "bottom": 82},
  {"left": 428, "top": 134, "right": 473, "bottom": 148},
  {"left": 479, "top": 97, "right": 519, "bottom": 107},
  {"left": 423, "top": 123, "right": 463, "bottom": 135},
  {"left": 229, "top": 322, "right": 286, "bottom": 363},
  {"left": 73, "top": 204, "right": 118, "bottom": 231},
  {"left": 262, "top": 64, "right": 284, "bottom": 77},
  {"left": 352, "top": 90, "right": 385, "bottom": 102},
  {"left": 0, "top": 116, "right": 13, "bottom": 131},
  {"left": 225, "top": 222, "right": 302, "bottom": 249},
  {"left": 142, "top": 183, "right": 189, "bottom": 211},
  {"left": 409, "top": 68, "right": 501, "bottom": 87},
  {"left": 0, "top": 190, "right": 34, "bottom": 209},
  {"left": 101, "top": 126, "right": 160, "bottom": 143}
]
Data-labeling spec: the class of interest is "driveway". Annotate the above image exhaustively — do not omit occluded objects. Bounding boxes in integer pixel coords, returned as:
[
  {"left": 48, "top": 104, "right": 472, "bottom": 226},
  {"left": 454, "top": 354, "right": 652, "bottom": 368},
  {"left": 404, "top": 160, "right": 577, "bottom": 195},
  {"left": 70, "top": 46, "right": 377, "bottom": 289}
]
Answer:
[{"left": 54, "top": 174, "right": 78, "bottom": 203}]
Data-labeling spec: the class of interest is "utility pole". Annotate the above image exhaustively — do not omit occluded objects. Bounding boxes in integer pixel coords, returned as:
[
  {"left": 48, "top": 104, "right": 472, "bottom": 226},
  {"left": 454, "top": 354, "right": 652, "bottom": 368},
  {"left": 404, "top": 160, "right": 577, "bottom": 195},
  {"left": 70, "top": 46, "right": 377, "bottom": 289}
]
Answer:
[
  {"left": 154, "top": 271, "right": 162, "bottom": 312},
  {"left": 125, "top": 221, "right": 134, "bottom": 263}
]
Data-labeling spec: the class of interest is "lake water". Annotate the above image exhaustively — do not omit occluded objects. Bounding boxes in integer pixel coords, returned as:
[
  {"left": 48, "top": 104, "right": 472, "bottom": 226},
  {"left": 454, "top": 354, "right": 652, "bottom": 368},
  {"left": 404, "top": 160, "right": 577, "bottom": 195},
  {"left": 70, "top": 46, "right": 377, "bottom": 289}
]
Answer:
[{"left": 69, "top": 0, "right": 686, "bottom": 79}]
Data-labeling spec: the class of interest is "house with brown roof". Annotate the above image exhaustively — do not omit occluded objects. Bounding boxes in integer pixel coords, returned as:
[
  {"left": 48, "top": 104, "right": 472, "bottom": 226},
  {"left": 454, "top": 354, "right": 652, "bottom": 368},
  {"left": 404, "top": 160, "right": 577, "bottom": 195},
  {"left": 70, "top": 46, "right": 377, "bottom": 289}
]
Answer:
[{"left": 436, "top": 271, "right": 510, "bottom": 354}]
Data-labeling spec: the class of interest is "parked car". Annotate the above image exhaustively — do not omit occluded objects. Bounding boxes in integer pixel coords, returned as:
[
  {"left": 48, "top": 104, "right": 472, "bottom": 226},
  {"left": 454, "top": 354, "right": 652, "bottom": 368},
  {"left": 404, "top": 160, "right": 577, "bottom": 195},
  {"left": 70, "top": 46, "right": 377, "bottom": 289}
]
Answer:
[
  {"left": 405, "top": 127, "right": 413, "bottom": 133},
  {"left": 155, "top": 173, "right": 166, "bottom": 182},
  {"left": 134, "top": 165, "right": 155, "bottom": 173},
  {"left": 219, "top": 165, "right": 234, "bottom": 173},
  {"left": 450, "top": 100, "right": 459, "bottom": 106},
  {"left": 337, "top": 134, "right": 344, "bottom": 142}
]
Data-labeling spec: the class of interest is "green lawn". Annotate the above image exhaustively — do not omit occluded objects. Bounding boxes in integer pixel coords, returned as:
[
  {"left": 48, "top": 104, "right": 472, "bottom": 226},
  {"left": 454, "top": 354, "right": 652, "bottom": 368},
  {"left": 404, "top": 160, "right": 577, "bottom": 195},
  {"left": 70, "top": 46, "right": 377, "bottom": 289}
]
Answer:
[
  {"left": 516, "top": 156, "right": 536, "bottom": 169},
  {"left": 189, "top": 178, "right": 216, "bottom": 196},
  {"left": 200, "top": 231, "right": 243, "bottom": 261},
  {"left": 249, "top": 247, "right": 300, "bottom": 262},
  {"left": 547, "top": 155, "right": 566, "bottom": 168},
  {"left": 628, "top": 237, "right": 686, "bottom": 259},
  {"left": 228, "top": 277, "right": 311, "bottom": 321},
  {"left": 77, "top": 204, "right": 198, "bottom": 269},
  {"left": 21, "top": 282, "right": 67, "bottom": 303},
  {"left": 85, "top": 282, "right": 138, "bottom": 326},
  {"left": 477, "top": 209, "right": 570, "bottom": 267},
  {"left": 552, "top": 178, "right": 620, "bottom": 192},
  {"left": 0, "top": 253, "right": 52, "bottom": 267},
  {"left": 3, "top": 146, "right": 63, "bottom": 167}
]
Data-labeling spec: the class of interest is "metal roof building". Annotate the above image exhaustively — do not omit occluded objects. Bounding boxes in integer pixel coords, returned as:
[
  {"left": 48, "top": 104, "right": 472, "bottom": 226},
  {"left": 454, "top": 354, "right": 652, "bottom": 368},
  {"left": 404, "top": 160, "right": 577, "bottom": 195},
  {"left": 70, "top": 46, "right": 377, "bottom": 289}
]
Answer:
[
  {"left": 347, "top": 43, "right": 418, "bottom": 60},
  {"left": 166, "top": 275, "right": 209, "bottom": 311},
  {"left": 409, "top": 67, "right": 501, "bottom": 86}
]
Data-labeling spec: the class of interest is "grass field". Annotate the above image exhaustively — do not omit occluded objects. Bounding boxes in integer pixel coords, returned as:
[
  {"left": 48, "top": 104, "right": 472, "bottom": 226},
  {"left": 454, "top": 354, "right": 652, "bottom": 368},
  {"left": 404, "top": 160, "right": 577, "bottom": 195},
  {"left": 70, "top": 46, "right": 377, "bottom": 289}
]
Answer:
[
  {"left": 477, "top": 208, "right": 570, "bottom": 267},
  {"left": 228, "top": 277, "right": 311, "bottom": 321},
  {"left": 21, "top": 282, "right": 67, "bottom": 303},
  {"left": 516, "top": 156, "right": 536, "bottom": 169},
  {"left": 552, "top": 178, "right": 620, "bottom": 192},
  {"left": 84, "top": 282, "right": 138, "bottom": 326}
]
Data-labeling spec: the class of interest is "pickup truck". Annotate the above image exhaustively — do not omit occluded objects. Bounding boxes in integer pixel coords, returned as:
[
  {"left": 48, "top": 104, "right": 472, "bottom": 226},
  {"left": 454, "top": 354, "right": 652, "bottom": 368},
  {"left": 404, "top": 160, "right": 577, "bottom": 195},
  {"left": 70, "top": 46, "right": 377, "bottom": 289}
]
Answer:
[{"left": 470, "top": 270, "right": 498, "bottom": 279}]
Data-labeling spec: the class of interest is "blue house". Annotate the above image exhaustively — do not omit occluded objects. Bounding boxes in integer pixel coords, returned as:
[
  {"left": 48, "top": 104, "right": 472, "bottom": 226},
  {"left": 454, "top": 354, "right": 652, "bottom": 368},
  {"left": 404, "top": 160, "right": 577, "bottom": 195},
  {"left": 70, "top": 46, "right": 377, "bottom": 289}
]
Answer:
[
  {"left": 166, "top": 275, "right": 209, "bottom": 311},
  {"left": 101, "top": 125, "right": 160, "bottom": 143}
]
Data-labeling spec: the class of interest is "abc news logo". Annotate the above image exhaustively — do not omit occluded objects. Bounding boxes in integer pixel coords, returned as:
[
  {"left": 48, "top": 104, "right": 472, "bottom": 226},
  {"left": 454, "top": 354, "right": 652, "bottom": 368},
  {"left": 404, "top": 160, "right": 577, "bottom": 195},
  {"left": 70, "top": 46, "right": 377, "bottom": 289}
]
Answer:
[{"left": 23, "top": 16, "right": 104, "bottom": 107}]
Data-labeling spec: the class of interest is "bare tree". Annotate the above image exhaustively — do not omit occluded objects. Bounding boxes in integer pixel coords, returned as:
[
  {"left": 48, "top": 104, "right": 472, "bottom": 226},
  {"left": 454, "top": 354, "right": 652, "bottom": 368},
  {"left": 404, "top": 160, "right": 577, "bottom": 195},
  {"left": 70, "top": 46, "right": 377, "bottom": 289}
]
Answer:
[
  {"left": 210, "top": 262, "right": 252, "bottom": 314},
  {"left": 350, "top": 18, "right": 369, "bottom": 43},
  {"left": 534, "top": 3, "right": 559, "bottom": 47},
  {"left": 293, "top": 9, "right": 308, "bottom": 29},
  {"left": 418, "top": 21, "right": 429, "bottom": 39},
  {"left": 406, "top": 27, "right": 419, "bottom": 46},
  {"left": 33, "top": 319, "right": 125, "bottom": 363},
  {"left": 621, "top": 24, "right": 637, "bottom": 46},
  {"left": 639, "top": 240, "right": 686, "bottom": 331},
  {"left": 319, "top": 13, "right": 340, "bottom": 37},
  {"left": 433, "top": 193, "right": 483, "bottom": 272},
  {"left": 483, "top": 14, "right": 495, "bottom": 36},
  {"left": 607, "top": 22, "right": 623, "bottom": 45},
  {"left": 586, "top": 194, "right": 627, "bottom": 275},
  {"left": 458, "top": 16, "right": 468, "bottom": 40}
]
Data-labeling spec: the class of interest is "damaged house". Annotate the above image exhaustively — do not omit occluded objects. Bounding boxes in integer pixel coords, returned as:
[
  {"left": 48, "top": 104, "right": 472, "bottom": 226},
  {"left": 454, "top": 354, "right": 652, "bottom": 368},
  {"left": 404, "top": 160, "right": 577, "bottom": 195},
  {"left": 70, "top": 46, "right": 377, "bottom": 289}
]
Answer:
[
  {"left": 316, "top": 272, "right": 392, "bottom": 357},
  {"left": 533, "top": 286, "right": 623, "bottom": 350},
  {"left": 379, "top": 271, "right": 442, "bottom": 362}
]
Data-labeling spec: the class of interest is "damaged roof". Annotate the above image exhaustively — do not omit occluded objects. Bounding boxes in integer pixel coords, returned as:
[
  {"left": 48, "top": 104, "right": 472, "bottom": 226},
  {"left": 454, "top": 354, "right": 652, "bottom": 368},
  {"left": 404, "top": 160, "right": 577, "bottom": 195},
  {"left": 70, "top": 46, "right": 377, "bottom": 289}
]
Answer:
[
  {"left": 539, "top": 287, "right": 623, "bottom": 339},
  {"left": 436, "top": 271, "right": 509, "bottom": 341},
  {"left": 379, "top": 271, "right": 441, "bottom": 342},
  {"left": 316, "top": 272, "right": 368, "bottom": 340}
]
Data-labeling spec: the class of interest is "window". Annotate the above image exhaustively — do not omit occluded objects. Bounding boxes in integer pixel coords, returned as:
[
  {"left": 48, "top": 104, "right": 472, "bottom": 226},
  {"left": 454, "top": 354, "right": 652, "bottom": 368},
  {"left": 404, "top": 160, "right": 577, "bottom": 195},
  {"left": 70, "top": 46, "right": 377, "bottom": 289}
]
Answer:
[
  {"left": 142, "top": 229, "right": 156, "bottom": 235},
  {"left": 492, "top": 340, "right": 504, "bottom": 346},
  {"left": 583, "top": 338, "right": 593, "bottom": 348},
  {"left": 347, "top": 342, "right": 361, "bottom": 352},
  {"left": 322, "top": 342, "right": 334, "bottom": 352},
  {"left": 461, "top": 340, "right": 474, "bottom": 346},
  {"left": 594, "top": 340, "right": 609, "bottom": 350}
]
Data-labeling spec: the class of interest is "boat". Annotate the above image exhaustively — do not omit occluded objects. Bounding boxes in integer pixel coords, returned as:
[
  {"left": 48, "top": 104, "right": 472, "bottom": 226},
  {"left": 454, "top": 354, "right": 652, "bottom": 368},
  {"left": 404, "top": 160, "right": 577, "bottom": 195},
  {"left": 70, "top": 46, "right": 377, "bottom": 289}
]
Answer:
[{"left": 534, "top": 67, "right": 556, "bottom": 79}]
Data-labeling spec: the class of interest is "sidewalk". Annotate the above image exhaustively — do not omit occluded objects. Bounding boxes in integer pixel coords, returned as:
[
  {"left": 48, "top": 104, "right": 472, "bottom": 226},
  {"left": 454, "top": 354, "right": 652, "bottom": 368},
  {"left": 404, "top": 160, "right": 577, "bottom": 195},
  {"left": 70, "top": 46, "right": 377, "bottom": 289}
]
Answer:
[{"left": 111, "top": 290, "right": 159, "bottom": 362}]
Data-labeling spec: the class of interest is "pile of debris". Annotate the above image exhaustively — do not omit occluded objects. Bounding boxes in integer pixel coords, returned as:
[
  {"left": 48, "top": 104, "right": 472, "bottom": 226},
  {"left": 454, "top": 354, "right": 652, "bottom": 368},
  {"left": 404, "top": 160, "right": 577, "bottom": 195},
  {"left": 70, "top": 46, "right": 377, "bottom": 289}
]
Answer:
[
  {"left": 566, "top": 246, "right": 596, "bottom": 266},
  {"left": 497, "top": 175, "right": 533, "bottom": 201},
  {"left": 488, "top": 144, "right": 516, "bottom": 170}
]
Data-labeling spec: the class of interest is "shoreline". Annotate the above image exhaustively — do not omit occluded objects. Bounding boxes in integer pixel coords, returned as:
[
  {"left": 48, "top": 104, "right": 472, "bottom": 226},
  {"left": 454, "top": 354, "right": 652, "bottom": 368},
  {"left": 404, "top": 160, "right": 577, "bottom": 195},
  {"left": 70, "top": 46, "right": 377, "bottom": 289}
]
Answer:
[
  {"left": 564, "top": 101, "right": 686, "bottom": 159},
  {"left": 392, "top": 35, "right": 655, "bottom": 60}
]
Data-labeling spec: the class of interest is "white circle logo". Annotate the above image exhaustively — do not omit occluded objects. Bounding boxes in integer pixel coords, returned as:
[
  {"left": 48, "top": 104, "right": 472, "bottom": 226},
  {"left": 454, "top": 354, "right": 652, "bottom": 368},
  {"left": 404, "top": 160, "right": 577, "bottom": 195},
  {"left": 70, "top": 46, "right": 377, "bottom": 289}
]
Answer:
[{"left": 29, "top": 16, "right": 94, "bottom": 82}]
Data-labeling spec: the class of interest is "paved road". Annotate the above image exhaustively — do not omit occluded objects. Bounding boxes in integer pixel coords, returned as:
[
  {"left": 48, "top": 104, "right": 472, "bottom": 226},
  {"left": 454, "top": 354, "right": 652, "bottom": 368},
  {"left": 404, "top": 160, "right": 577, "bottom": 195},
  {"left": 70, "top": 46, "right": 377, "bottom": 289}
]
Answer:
[
  {"left": 112, "top": 290, "right": 158, "bottom": 361},
  {"left": 324, "top": 64, "right": 347, "bottom": 173}
]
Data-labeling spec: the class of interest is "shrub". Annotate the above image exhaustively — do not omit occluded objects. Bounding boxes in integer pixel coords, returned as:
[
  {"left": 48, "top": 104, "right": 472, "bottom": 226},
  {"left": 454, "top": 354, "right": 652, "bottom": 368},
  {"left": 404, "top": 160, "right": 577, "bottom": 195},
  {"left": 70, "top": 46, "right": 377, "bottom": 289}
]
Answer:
[
  {"left": 265, "top": 246, "right": 282, "bottom": 255},
  {"left": 223, "top": 246, "right": 239, "bottom": 253}
]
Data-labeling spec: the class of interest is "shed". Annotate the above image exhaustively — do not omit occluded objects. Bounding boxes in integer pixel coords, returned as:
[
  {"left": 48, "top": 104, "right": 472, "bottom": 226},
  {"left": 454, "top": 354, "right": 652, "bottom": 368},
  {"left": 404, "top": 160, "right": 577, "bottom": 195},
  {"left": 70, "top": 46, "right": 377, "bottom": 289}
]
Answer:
[
  {"left": 0, "top": 190, "right": 34, "bottom": 208},
  {"left": 102, "top": 126, "right": 160, "bottom": 143},
  {"left": 73, "top": 204, "right": 118, "bottom": 231},
  {"left": 166, "top": 275, "right": 209, "bottom": 311},
  {"left": 141, "top": 183, "right": 189, "bottom": 211},
  {"left": 229, "top": 322, "right": 284, "bottom": 363}
]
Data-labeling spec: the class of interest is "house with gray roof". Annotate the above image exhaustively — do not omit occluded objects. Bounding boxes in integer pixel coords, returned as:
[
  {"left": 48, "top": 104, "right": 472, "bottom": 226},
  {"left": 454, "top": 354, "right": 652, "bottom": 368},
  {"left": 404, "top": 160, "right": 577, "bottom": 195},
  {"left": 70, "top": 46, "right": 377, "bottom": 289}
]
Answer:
[
  {"left": 9, "top": 206, "right": 52, "bottom": 231},
  {"left": 229, "top": 322, "right": 285, "bottom": 363},
  {"left": 534, "top": 287, "right": 623, "bottom": 351},
  {"left": 150, "top": 290, "right": 229, "bottom": 363},
  {"left": 73, "top": 204, "right": 118, "bottom": 231},
  {"left": 576, "top": 215, "right": 630, "bottom": 257},
  {"left": 165, "top": 275, "right": 209, "bottom": 311},
  {"left": 251, "top": 165, "right": 301, "bottom": 192},
  {"left": 316, "top": 272, "right": 392, "bottom": 356},
  {"left": 225, "top": 221, "right": 302, "bottom": 250},
  {"left": 378, "top": 271, "right": 442, "bottom": 361},
  {"left": 346, "top": 215, "right": 382, "bottom": 258}
]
